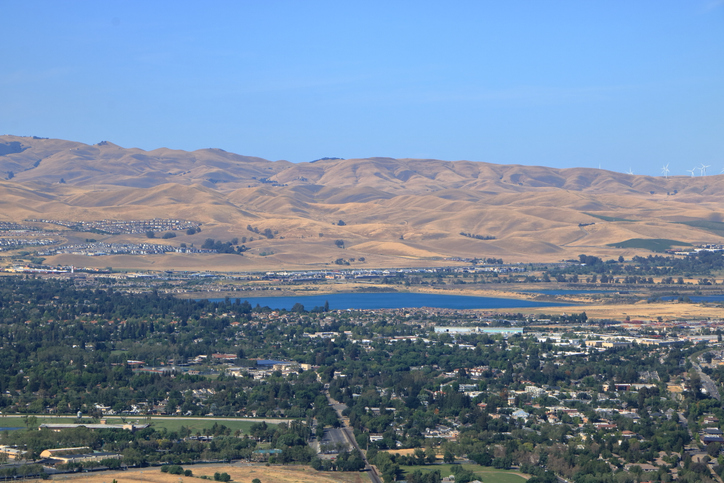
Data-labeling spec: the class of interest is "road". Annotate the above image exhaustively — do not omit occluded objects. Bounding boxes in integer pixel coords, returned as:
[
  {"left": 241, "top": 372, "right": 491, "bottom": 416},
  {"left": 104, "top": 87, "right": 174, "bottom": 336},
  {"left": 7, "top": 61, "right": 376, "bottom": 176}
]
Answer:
[
  {"left": 319, "top": 427, "right": 349, "bottom": 449},
  {"left": 130, "top": 416, "right": 296, "bottom": 424},
  {"left": 685, "top": 350, "right": 724, "bottom": 483},
  {"left": 325, "top": 391, "right": 382, "bottom": 483},
  {"left": 693, "top": 362, "right": 721, "bottom": 401}
]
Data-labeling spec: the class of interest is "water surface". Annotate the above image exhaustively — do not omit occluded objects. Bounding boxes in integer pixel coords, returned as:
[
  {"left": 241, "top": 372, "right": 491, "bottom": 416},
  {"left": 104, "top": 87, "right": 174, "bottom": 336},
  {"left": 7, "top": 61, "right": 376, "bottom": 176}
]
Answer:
[{"left": 210, "top": 292, "right": 569, "bottom": 311}]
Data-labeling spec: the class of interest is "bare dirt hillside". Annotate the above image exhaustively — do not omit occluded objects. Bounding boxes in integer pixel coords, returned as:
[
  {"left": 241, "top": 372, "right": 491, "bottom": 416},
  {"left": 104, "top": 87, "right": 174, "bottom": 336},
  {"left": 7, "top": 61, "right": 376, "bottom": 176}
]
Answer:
[{"left": 1, "top": 135, "right": 723, "bottom": 269}]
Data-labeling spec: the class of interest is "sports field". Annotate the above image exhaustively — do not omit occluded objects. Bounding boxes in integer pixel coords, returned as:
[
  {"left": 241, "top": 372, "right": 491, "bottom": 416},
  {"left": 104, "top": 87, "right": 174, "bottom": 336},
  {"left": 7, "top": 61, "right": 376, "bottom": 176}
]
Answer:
[
  {"left": 0, "top": 416, "right": 282, "bottom": 435},
  {"left": 399, "top": 463, "right": 529, "bottom": 483}
]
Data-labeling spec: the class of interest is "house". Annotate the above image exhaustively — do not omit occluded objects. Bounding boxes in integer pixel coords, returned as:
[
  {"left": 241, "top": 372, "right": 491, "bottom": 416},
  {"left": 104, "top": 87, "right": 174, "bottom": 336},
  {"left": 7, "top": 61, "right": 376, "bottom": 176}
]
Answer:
[
  {"left": 525, "top": 386, "right": 546, "bottom": 397},
  {"left": 703, "top": 435, "right": 724, "bottom": 444},
  {"left": 0, "top": 445, "right": 26, "bottom": 459},
  {"left": 252, "top": 449, "right": 283, "bottom": 461},
  {"left": 512, "top": 409, "right": 530, "bottom": 420},
  {"left": 40, "top": 447, "right": 121, "bottom": 465},
  {"left": 212, "top": 353, "right": 237, "bottom": 361}
]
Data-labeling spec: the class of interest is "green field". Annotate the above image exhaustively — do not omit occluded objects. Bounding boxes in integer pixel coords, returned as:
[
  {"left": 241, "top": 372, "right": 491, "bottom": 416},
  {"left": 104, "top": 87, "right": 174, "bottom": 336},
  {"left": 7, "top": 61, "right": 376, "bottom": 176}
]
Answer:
[
  {"left": 0, "top": 416, "right": 278, "bottom": 435},
  {"left": 607, "top": 238, "right": 692, "bottom": 252},
  {"left": 583, "top": 213, "right": 636, "bottom": 222},
  {"left": 676, "top": 220, "right": 724, "bottom": 237},
  {"left": 400, "top": 464, "right": 528, "bottom": 483}
]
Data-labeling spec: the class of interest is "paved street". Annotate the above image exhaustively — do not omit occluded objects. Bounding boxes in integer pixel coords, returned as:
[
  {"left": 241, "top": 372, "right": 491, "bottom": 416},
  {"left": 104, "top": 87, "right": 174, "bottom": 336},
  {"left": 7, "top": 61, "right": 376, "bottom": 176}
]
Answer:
[{"left": 325, "top": 391, "right": 382, "bottom": 483}]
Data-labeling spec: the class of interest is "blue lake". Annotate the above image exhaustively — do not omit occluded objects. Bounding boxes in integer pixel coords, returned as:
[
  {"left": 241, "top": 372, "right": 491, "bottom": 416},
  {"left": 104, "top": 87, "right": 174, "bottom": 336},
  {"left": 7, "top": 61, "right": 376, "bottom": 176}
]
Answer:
[{"left": 210, "top": 292, "right": 569, "bottom": 311}]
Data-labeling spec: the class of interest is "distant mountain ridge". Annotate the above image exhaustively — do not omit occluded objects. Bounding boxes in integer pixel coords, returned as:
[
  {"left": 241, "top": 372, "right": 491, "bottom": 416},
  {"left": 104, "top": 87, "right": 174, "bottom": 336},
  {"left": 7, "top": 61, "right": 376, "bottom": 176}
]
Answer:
[
  {"left": 1, "top": 134, "right": 722, "bottom": 266},
  {"left": 2, "top": 134, "right": 716, "bottom": 196}
]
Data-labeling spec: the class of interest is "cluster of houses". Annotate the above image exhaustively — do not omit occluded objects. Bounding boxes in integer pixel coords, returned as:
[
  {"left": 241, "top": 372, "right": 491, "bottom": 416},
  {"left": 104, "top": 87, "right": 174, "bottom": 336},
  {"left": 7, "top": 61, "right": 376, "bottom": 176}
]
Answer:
[
  {"left": 671, "top": 244, "right": 724, "bottom": 256},
  {"left": 0, "top": 237, "right": 58, "bottom": 251},
  {"left": 25, "top": 218, "right": 200, "bottom": 235},
  {"left": 100, "top": 356, "right": 316, "bottom": 416},
  {"left": 0, "top": 221, "right": 36, "bottom": 231},
  {"left": 38, "top": 241, "right": 216, "bottom": 257},
  {"left": 260, "top": 264, "right": 527, "bottom": 283}
]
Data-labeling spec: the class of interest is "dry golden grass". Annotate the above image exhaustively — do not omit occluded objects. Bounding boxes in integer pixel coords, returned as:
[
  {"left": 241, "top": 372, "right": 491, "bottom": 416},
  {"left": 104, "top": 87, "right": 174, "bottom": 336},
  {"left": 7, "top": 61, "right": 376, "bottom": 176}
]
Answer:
[
  {"left": 49, "top": 464, "right": 369, "bottom": 483},
  {"left": 505, "top": 302, "right": 724, "bottom": 321},
  {"left": 2, "top": 135, "right": 724, "bottom": 269},
  {"left": 349, "top": 241, "right": 444, "bottom": 259}
]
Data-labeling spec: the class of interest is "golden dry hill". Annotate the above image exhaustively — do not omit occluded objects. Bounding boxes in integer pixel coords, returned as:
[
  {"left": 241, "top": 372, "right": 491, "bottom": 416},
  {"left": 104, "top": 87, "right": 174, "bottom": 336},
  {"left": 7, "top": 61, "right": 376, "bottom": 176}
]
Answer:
[{"left": 1, "top": 135, "right": 723, "bottom": 270}]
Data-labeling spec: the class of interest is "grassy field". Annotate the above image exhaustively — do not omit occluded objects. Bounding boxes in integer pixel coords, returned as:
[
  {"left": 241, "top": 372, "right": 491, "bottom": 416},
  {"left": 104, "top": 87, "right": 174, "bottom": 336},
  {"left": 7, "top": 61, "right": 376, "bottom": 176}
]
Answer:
[
  {"left": 399, "top": 464, "right": 528, "bottom": 483},
  {"left": 0, "top": 416, "right": 277, "bottom": 435},
  {"left": 606, "top": 238, "right": 691, "bottom": 252},
  {"left": 677, "top": 220, "right": 724, "bottom": 237},
  {"left": 583, "top": 213, "right": 636, "bottom": 222}
]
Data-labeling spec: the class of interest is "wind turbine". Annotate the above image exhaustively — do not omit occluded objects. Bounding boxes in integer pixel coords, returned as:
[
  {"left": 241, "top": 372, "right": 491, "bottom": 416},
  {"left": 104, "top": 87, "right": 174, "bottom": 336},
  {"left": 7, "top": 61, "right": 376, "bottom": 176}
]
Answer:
[
  {"left": 661, "top": 164, "right": 670, "bottom": 179},
  {"left": 700, "top": 164, "right": 710, "bottom": 176},
  {"left": 626, "top": 168, "right": 634, "bottom": 175},
  {"left": 686, "top": 168, "right": 696, "bottom": 177}
]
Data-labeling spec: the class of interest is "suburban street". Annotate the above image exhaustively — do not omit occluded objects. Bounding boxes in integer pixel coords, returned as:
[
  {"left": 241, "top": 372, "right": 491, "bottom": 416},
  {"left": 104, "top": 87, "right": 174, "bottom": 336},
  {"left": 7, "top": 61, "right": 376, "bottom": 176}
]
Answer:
[
  {"left": 325, "top": 390, "right": 382, "bottom": 483},
  {"left": 694, "top": 362, "right": 721, "bottom": 401}
]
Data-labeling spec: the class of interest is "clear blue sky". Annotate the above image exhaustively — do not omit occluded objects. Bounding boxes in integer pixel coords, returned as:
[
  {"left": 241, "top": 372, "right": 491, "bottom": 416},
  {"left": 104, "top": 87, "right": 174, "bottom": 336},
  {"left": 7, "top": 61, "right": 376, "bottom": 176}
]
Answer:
[{"left": 1, "top": 1, "right": 722, "bottom": 176}]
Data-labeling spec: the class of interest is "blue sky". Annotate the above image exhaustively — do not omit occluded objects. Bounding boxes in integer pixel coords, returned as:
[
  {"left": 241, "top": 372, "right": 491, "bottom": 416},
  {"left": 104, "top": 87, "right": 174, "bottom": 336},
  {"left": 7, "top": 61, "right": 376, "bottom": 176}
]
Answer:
[{"left": 1, "top": 1, "right": 722, "bottom": 176}]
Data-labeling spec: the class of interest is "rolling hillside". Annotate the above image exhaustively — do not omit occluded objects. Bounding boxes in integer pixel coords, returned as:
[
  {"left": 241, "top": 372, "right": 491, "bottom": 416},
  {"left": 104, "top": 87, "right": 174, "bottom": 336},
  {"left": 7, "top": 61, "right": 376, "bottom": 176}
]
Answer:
[{"left": 1, "top": 135, "right": 722, "bottom": 269}]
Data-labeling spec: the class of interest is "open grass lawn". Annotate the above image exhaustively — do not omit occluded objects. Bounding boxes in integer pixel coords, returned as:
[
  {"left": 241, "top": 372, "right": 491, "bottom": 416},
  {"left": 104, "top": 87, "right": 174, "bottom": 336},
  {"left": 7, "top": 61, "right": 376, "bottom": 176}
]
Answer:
[
  {"left": 136, "top": 418, "right": 269, "bottom": 435},
  {"left": 400, "top": 464, "right": 528, "bottom": 483},
  {"left": 0, "top": 416, "right": 276, "bottom": 435}
]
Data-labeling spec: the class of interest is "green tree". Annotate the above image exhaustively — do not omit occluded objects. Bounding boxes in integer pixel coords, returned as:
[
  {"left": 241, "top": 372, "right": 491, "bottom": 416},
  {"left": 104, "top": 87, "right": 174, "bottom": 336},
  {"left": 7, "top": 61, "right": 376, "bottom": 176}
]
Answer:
[{"left": 425, "top": 446, "right": 437, "bottom": 464}]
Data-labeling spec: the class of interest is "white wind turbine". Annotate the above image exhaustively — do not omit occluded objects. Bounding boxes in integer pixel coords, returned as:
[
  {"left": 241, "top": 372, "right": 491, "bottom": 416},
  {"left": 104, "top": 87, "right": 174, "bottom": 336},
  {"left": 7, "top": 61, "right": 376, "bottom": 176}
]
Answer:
[
  {"left": 686, "top": 168, "right": 696, "bottom": 177},
  {"left": 700, "top": 164, "right": 710, "bottom": 176},
  {"left": 661, "top": 164, "right": 670, "bottom": 179},
  {"left": 626, "top": 168, "right": 634, "bottom": 175}
]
